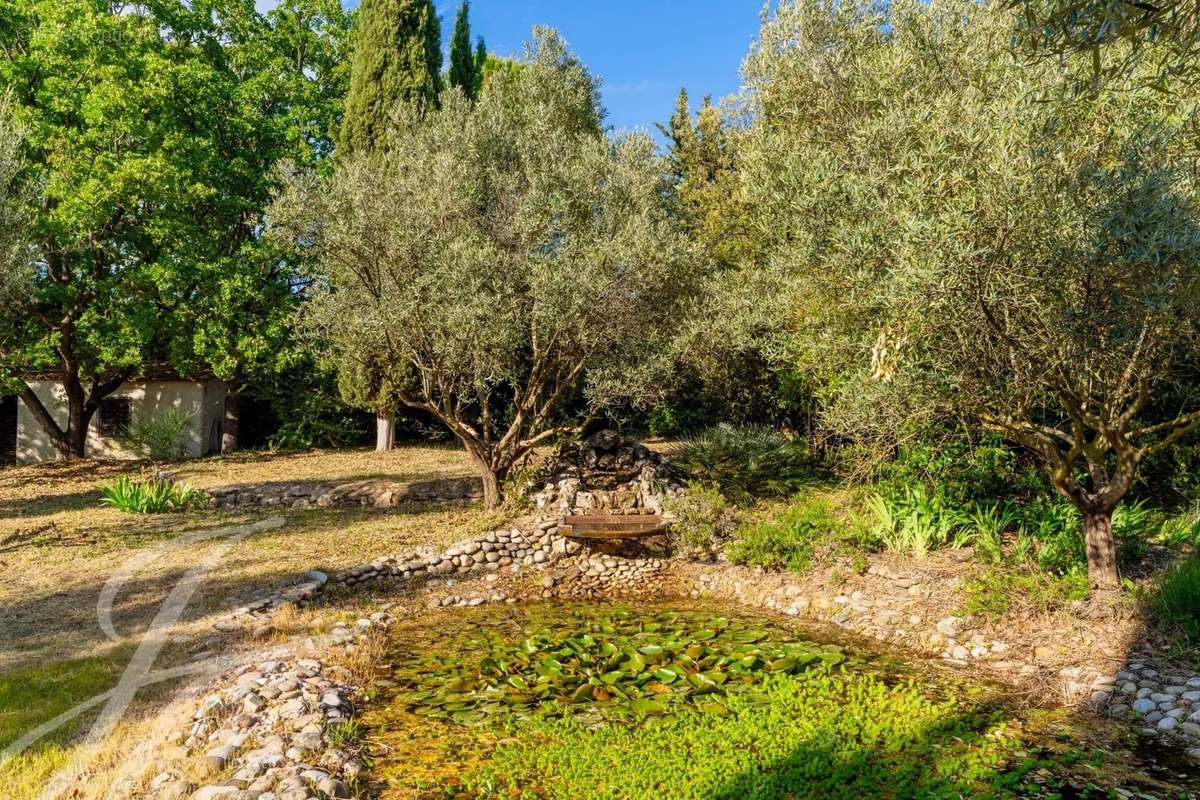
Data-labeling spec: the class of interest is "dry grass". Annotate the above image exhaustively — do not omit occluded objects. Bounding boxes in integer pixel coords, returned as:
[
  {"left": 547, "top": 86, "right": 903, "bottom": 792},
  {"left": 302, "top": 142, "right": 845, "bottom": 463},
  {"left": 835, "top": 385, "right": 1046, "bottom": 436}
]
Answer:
[
  {"left": 0, "top": 445, "right": 494, "bottom": 672},
  {"left": 0, "top": 444, "right": 503, "bottom": 797}
]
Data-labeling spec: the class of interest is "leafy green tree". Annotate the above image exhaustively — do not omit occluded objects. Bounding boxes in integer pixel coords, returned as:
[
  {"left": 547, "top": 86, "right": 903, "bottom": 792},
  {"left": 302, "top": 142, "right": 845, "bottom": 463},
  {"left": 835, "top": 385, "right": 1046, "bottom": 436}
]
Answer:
[
  {"left": 273, "top": 29, "right": 696, "bottom": 508},
  {"left": 339, "top": 0, "right": 442, "bottom": 157},
  {"left": 743, "top": 0, "right": 1200, "bottom": 587},
  {"left": 0, "top": 0, "right": 346, "bottom": 459},
  {"left": 184, "top": 0, "right": 351, "bottom": 453},
  {"left": 0, "top": 95, "right": 31, "bottom": 312},
  {"left": 448, "top": 0, "right": 487, "bottom": 100},
  {"left": 656, "top": 89, "right": 793, "bottom": 430},
  {"left": 660, "top": 89, "right": 758, "bottom": 271}
]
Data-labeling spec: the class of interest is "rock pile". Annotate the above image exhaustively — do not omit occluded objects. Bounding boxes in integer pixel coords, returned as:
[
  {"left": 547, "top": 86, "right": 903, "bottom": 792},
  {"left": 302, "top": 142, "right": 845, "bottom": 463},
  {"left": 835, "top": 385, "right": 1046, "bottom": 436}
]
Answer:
[
  {"left": 529, "top": 430, "right": 680, "bottom": 516},
  {"left": 149, "top": 635, "right": 388, "bottom": 800},
  {"left": 209, "top": 477, "right": 481, "bottom": 511}
]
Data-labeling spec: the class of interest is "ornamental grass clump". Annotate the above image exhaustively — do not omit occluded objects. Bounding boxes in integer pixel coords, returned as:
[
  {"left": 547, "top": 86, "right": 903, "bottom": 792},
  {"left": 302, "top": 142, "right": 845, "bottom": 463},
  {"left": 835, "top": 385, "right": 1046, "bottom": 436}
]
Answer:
[
  {"left": 100, "top": 476, "right": 208, "bottom": 514},
  {"left": 1151, "top": 556, "right": 1200, "bottom": 644}
]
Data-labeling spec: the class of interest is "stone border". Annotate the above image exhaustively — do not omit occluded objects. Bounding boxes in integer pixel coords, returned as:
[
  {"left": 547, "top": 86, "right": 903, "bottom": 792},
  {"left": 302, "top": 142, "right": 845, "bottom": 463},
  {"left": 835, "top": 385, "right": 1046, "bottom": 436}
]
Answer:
[
  {"left": 146, "top": 639, "right": 381, "bottom": 800},
  {"left": 217, "top": 515, "right": 1200, "bottom": 768},
  {"left": 208, "top": 476, "right": 482, "bottom": 511}
]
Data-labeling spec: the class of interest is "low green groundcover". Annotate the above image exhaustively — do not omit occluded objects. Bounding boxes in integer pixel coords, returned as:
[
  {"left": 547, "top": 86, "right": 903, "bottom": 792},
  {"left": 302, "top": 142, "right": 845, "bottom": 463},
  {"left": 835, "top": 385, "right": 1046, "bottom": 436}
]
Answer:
[{"left": 366, "top": 604, "right": 1177, "bottom": 799}]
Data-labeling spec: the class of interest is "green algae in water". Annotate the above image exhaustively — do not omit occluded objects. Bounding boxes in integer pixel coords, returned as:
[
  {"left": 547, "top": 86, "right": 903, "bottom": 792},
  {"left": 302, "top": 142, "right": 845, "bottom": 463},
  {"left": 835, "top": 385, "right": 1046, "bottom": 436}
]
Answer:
[{"left": 389, "top": 604, "right": 846, "bottom": 725}]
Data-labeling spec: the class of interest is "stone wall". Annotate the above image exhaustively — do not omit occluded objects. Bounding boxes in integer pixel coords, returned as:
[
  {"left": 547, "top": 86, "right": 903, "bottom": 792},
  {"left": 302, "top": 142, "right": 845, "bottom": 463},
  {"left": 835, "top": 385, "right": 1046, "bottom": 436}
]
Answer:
[
  {"left": 208, "top": 476, "right": 481, "bottom": 510},
  {"left": 230, "top": 515, "right": 585, "bottom": 619}
]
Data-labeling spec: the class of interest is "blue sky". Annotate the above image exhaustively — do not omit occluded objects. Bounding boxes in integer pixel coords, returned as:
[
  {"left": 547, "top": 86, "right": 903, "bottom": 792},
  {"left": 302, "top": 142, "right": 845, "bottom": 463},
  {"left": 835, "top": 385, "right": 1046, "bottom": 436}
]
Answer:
[
  {"left": 442, "top": 1, "right": 765, "bottom": 136},
  {"left": 259, "top": 0, "right": 766, "bottom": 138}
]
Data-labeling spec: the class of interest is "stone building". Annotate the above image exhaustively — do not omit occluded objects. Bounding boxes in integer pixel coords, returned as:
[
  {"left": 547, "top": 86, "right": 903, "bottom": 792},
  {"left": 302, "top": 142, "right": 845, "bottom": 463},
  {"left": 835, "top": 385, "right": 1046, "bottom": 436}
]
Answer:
[{"left": 2, "top": 369, "right": 227, "bottom": 465}]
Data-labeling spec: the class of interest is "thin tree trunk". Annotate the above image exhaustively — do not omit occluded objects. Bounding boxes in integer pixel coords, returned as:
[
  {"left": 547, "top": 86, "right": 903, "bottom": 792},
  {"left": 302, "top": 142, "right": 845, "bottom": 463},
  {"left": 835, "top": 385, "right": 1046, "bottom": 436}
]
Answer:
[
  {"left": 375, "top": 410, "right": 396, "bottom": 452},
  {"left": 222, "top": 390, "right": 241, "bottom": 454},
  {"left": 1083, "top": 508, "right": 1120, "bottom": 588}
]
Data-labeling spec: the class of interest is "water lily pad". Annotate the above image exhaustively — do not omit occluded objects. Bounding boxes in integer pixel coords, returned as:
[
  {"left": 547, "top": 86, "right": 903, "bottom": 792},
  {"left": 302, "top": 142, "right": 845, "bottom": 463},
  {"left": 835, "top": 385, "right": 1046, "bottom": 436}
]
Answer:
[
  {"left": 628, "top": 698, "right": 667, "bottom": 714},
  {"left": 390, "top": 604, "right": 850, "bottom": 728}
]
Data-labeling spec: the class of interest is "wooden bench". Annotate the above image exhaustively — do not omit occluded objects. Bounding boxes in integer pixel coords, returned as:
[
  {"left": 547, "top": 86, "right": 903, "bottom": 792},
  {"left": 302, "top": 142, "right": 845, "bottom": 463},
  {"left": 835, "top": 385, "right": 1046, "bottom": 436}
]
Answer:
[{"left": 559, "top": 514, "right": 668, "bottom": 540}]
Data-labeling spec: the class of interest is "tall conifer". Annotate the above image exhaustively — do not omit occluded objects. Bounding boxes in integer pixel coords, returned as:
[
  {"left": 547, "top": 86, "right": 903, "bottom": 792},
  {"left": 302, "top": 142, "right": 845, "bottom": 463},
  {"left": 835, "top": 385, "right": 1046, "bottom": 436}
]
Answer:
[
  {"left": 339, "top": 0, "right": 442, "bottom": 155},
  {"left": 448, "top": 1, "right": 486, "bottom": 100}
]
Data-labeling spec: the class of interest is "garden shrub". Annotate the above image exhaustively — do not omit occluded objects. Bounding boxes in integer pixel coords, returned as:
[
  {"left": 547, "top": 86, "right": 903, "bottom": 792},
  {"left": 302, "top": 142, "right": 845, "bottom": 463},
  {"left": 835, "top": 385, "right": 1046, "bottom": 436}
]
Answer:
[
  {"left": 727, "top": 498, "right": 837, "bottom": 573},
  {"left": 674, "top": 424, "right": 813, "bottom": 503},
  {"left": 1150, "top": 556, "right": 1200, "bottom": 645},
  {"left": 101, "top": 476, "right": 208, "bottom": 514},
  {"left": 1131, "top": 439, "right": 1200, "bottom": 503},
  {"left": 872, "top": 435, "right": 1046, "bottom": 506},
  {"left": 124, "top": 408, "right": 192, "bottom": 462},
  {"left": 1016, "top": 499, "right": 1084, "bottom": 575},
  {"left": 666, "top": 482, "right": 740, "bottom": 559}
]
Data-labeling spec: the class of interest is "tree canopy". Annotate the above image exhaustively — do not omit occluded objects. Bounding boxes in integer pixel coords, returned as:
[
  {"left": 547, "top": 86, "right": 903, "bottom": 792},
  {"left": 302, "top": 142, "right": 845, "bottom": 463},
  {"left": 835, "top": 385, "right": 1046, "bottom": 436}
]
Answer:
[
  {"left": 338, "top": 0, "right": 442, "bottom": 156},
  {"left": 273, "top": 29, "right": 696, "bottom": 508},
  {"left": 448, "top": 0, "right": 487, "bottom": 100},
  {"left": 0, "top": 0, "right": 348, "bottom": 457},
  {"left": 742, "top": 0, "right": 1200, "bottom": 585},
  {"left": 1006, "top": 0, "right": 1200, "bottom": 88}
]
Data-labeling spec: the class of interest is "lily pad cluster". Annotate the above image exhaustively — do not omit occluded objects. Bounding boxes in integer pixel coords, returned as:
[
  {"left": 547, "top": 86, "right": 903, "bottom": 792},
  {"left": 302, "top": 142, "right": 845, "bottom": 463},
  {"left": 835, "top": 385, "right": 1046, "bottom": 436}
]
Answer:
[{"left": 391, "top": 606, "right": 845, "bottom": 725}]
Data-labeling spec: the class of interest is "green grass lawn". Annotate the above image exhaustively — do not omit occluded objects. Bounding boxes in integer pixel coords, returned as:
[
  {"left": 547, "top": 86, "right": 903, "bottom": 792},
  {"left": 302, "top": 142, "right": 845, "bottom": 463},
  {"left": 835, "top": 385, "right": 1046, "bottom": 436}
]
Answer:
[{"left": 0, "top": 649, "right": 130, "bottom": 797}]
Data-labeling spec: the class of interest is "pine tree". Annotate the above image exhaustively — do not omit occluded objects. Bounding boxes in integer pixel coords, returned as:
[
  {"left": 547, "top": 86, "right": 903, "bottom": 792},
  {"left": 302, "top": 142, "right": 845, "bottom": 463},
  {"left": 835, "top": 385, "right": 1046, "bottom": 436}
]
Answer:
[
  {"left": 339, "top": 0, "right": 443, "bottom": 156},
  {"left": 659, "top": 88, "right": 758, "bottom": 271}
]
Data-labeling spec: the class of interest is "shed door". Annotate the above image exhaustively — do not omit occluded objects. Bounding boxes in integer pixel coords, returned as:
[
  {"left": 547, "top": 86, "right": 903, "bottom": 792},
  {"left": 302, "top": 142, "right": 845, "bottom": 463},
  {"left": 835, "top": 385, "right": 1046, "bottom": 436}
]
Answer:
[{"left": 0, "top": 395, "right": 16, "bottom": 466}]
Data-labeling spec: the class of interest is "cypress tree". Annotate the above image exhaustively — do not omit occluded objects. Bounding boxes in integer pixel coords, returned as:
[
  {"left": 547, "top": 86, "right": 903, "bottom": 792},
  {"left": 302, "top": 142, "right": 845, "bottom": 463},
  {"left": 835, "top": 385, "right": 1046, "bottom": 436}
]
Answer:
[
  {"left": 473, "top": 37, "right": 488, "bottom": 97},
  {"left": 449, "top": 1, "right": 487, "bottom": 100},
  {"left": 339, "top": 0, "right": 443, "bottom": 156},
  {"left": 448, "top": 1, "right": 474, "bottom": 97}
]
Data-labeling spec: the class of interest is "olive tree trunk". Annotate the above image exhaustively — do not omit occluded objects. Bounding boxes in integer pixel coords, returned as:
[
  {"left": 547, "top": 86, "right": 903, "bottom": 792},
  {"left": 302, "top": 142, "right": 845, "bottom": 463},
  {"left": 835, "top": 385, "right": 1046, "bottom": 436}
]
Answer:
[
  {"left": 1082, "top": 508, "right": 1120, "bottom": 588},
  {"left": 478, "top": 465, "right": 503, "bottom": 511}
]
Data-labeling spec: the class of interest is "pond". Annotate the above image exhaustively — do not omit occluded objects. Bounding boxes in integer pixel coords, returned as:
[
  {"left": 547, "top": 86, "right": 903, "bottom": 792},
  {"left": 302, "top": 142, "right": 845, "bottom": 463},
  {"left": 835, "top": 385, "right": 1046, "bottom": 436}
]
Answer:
[{"left": 362, "top": 602, "right": 1196, "bottom": 800}]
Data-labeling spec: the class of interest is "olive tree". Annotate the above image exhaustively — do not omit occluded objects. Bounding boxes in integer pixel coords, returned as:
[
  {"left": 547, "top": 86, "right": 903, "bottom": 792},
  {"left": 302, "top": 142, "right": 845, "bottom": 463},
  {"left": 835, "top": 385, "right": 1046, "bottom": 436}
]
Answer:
[
  {"left": 273, "top": 30, "right": 697, "bottom": 508},
  {"left": 743, "top": 0, "right": 1200, "bottom": 587},
  {"left": 1005, "top": 0, "right": 1200, "bottom": 88}
]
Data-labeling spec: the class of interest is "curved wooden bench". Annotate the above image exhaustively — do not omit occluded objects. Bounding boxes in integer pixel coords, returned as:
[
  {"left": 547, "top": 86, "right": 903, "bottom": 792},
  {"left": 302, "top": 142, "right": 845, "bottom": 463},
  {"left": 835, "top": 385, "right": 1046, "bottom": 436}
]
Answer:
[{"left": 559, "top": 514, "right": 668, "bottom": 540}]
